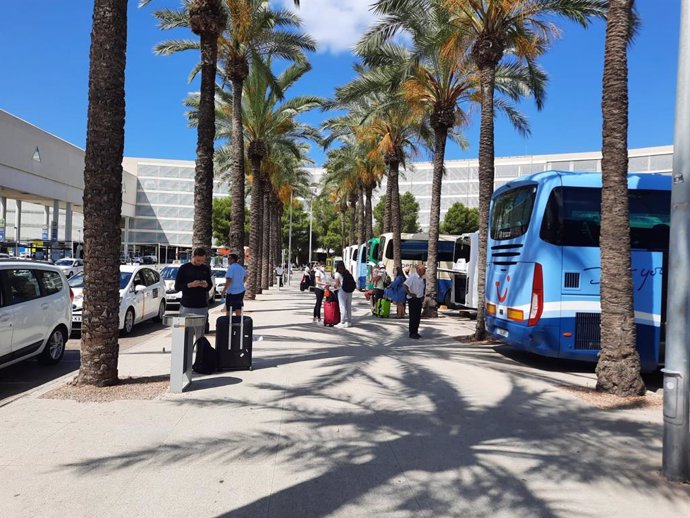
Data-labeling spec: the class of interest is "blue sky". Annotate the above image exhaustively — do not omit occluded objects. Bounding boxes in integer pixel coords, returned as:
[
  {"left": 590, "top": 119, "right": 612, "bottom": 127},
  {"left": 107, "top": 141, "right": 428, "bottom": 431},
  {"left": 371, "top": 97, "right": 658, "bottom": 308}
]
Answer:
[{"left": 0, "top": 1, "right": 681, "bottom": 167}]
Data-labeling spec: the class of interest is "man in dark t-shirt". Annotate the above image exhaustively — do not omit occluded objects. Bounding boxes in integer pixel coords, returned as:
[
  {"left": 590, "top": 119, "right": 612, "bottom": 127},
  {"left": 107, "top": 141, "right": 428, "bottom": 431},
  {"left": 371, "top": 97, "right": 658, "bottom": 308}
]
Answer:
[{"left": 174, "top": 247, "right": 213, "bottom": 336}]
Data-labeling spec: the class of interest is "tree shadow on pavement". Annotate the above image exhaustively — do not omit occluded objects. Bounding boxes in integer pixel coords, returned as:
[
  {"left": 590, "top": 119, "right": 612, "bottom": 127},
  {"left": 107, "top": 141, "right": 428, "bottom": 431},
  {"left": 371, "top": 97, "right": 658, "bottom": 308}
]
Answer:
[{"left": 58, "top": 319, "right": 690, "bottom": 517}]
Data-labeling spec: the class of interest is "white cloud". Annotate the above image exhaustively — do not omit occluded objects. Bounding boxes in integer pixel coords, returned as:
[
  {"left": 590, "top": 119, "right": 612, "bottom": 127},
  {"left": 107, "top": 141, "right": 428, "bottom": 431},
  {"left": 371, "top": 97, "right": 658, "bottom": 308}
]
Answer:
[{"left": 275, "top": 0, "right": 378, "bottom": 54}]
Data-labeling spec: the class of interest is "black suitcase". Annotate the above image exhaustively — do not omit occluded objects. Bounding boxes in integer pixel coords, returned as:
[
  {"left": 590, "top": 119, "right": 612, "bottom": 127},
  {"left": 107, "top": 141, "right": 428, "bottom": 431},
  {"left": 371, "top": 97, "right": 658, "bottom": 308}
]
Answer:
[{"left": 215, "top": 314, "right": 253, "bottom": 371}]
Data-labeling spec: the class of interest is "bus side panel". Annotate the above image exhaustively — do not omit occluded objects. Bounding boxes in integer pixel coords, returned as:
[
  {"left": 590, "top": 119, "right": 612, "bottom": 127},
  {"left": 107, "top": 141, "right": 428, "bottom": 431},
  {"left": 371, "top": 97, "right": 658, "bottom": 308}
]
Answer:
[
  {"left": 437, "top": 278, "right": 451, "bottom": 305},
  {"left": 632, "top": 250, "right": 663, "bottom": 371},
  {"left": 557, "top": 250, "right": 662, "bottom": 371},
  {"left": 357, "top": 244, "right": 367, "bottom": 289}
]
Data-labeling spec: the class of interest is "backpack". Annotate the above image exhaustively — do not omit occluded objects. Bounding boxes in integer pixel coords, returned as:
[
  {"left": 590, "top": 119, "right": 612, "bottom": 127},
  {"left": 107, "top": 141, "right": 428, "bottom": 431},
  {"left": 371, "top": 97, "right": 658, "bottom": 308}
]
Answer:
[
  {"left": 192, "top": 336, "right": 217, "bottom": 374},
  {"left": 342, "top": 271, "right": 356, "bottom": 293},
  {"left": 309, "top": 270, "right": 316, "bottom": 287}
]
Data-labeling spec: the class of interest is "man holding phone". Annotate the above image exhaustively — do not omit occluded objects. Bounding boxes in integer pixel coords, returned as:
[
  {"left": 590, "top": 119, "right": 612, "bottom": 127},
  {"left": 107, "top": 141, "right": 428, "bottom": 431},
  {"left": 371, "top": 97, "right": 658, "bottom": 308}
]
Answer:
[{"left": 174, "top": 247, "right": 213, "bottom": 336}]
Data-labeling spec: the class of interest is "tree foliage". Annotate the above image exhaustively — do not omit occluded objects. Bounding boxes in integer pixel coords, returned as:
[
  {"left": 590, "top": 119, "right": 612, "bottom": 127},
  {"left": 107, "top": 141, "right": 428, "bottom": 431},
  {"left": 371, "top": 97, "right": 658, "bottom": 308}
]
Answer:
[
  {"left": 374, "top": 192, "right": 420, "bottom": 235},
  {"left": 441, "top": 202, "right": 479, "bottom": 235}
]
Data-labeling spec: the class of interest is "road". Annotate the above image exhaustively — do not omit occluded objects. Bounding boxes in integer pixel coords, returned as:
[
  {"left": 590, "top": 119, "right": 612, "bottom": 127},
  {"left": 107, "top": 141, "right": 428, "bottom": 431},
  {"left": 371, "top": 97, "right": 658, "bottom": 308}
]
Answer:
[{"left": 0, "top": 299, "right": 224, "bottom": 405}]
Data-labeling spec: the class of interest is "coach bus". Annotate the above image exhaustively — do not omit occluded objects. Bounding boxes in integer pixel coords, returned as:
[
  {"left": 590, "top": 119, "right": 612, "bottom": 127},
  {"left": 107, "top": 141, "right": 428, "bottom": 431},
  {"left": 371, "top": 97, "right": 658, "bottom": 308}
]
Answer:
[
  {"left": 377, "top": 232, "right": 460, "bottom": 305},
  {"left": 484, "top": 171, "right": 671, "bottom": 372}
]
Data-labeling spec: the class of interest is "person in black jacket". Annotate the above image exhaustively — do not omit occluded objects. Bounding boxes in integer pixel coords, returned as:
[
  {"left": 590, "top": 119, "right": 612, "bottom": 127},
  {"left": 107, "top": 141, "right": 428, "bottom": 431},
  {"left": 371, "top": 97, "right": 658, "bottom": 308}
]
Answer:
[{"left": 174, "top": 247, "right": 213, "bottom": 336}]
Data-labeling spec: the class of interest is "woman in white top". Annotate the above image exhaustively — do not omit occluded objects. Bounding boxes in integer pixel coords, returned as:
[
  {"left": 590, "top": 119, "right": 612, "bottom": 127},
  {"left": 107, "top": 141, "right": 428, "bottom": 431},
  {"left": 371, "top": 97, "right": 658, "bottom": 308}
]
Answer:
[{"left": 333, "top": 261, "right": 352, "bottom": 328}]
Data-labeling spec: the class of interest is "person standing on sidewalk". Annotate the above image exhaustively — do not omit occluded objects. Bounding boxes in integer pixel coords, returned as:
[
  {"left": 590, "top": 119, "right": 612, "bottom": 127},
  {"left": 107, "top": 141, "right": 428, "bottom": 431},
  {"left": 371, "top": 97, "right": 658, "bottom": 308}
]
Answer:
[
  {"left": 312, "top": 262, "right": 327, "bottom": 323},
  {"left": 403, "top": 262, "right": 426, "bottom": 339},
  {"left": 174, "top": 247, "right": 213, "bottom": 336},
  {"left": 333, "top": 261, "right": 354, "bottom": 328},
  {"left": 221, "top": 253, "right": 246, "bottom": 317}
]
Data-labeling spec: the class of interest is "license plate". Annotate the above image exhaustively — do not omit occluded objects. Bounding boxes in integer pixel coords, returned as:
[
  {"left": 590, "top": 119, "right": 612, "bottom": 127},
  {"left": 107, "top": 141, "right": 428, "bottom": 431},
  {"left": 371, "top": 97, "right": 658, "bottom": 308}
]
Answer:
[
  {"left": 73, "top": 315, "right": 82, "bottom": 323},
  {"left": 166, "top": 294, "right": 178, "bottom": 301},
  {"left": 495, "top": 328, "right": 508, "bottom": 338}
]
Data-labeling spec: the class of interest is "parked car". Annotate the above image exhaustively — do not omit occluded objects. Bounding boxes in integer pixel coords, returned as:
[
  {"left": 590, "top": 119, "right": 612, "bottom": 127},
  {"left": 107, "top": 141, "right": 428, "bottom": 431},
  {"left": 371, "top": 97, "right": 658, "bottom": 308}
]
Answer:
[
  {"left": 54, "top": 258, "right": 84, "bottom": 278},
  {"left": 142, "top": 255, "right": 158, "bottom": 265},
  {"left": 69, "top": 265, "right": 166, "bottom": 335},
  {"left": 0, "top": 260, "right": 72, "bottom": 369},
  {"left": 212, "top": 268, "right": 227, "bottom": 298},
  {"left": 160, "top": 265, "right": 216, "bottom": 305},
  {"left": 0, "top": 253, "right": 10, "bottom": 259}
]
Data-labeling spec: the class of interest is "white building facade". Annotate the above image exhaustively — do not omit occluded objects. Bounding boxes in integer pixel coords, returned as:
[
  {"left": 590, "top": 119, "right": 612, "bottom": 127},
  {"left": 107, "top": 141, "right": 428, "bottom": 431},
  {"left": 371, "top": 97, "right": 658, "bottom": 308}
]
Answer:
[{"left": 0, "top": 109, "right": 674, "bottom": 258}]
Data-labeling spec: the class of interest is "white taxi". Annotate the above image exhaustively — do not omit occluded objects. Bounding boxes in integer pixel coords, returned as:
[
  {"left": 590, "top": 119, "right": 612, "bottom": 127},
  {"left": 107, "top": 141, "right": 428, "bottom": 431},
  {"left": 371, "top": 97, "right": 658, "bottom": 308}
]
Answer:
[{"left": 69, "top": 265, "right": 166, "bottom": 335}]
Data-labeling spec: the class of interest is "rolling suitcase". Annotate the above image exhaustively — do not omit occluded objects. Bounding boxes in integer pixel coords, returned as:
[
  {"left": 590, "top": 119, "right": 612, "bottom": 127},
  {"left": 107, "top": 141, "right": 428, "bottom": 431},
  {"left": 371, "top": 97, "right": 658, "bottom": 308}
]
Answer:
[
  {"left": 323, "top": 299, "right": 340, "bottom": 327},
  {"left": 216, "top": 312, "right": 253, "bottom": 371}
]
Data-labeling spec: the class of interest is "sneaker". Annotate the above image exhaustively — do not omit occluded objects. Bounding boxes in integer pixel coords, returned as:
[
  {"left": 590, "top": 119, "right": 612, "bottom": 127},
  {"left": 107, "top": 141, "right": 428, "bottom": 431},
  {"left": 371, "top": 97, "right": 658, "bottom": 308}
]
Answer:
[
  {"left": 342, "top": 322, "right": 350, "bottom": 328},
  {"left": 334, "top": 323, "right": 345, "bottom": 328},
  {"left": 409, "top": 333, "right": 421, "bottom": 339}
]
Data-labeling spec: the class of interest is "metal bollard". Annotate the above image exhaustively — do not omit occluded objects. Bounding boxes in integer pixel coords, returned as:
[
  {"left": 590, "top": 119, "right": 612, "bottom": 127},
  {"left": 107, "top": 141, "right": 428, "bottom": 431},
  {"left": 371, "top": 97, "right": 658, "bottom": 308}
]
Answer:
[{"left": 164, "top": 314, "right": 208, "bottom": 393}]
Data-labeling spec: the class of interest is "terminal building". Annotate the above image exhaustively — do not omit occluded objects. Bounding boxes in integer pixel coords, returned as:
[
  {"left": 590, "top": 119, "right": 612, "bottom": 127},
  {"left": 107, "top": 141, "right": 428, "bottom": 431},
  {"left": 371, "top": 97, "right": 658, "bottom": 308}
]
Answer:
[{"left": 0, "top": 109, "right": 674, "bottom": 260}]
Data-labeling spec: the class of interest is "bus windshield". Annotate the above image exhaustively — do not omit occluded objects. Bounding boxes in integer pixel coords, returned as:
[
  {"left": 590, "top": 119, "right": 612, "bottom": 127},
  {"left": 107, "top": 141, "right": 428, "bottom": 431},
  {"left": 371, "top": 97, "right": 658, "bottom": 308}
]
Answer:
[
  {"left": 491, "top": 185, "right": 537, "bottom": 240},
  {"left": 540, "top": 187, "right": 670, "bottom": 250}
]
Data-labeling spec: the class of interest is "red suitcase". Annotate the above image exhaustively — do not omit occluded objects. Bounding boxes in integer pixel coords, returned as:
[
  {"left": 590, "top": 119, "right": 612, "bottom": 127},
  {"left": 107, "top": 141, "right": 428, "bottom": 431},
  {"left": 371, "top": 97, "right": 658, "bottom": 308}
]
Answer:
[{"left": 323, "top": 299, "right": 340, "bottom": 327}]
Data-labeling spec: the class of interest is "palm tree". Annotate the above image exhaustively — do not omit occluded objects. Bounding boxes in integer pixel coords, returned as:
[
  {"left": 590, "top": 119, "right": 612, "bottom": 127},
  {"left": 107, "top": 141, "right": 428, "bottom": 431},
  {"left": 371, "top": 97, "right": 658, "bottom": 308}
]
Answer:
[
  {"left": 596, "top": 0, "right": 645, "bottom": 396},
  {"left": 149, "top": 1, "right": 225, "bottom": 257},
  {"left": 196, "top": 60, "right": 319, "bottom": 298},
  {"left": 154, "top": 0, "right": 314, "bottom": 263},
  {"left": 439, "top": 0, "right": 606, "bottom": 338},
  {"left": 359, "top": 1, "right": 537, "bottom": 317},
  {"left": 76, "top": 0, "right": 127, "bottom": 387},
  {"left": 326, "top": 88, "right": 425, "bottom": 270}
]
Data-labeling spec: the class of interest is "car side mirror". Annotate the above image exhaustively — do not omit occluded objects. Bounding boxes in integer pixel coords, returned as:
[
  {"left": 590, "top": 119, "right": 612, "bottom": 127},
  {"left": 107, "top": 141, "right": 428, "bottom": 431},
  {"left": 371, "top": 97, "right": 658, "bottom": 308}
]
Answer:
[{"left": 135, "top": 284, "right": 147, "bottom": 293}]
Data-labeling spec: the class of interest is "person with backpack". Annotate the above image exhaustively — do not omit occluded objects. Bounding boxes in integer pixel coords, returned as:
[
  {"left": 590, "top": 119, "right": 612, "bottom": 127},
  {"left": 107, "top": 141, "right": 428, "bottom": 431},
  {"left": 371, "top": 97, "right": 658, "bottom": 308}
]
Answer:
[
  {"left": 371, "top": 262, "right": 388, "bottom": 313},
  {"left": 384, "top": 266, "right": 407, "bottom": 318},
  {"left": 333, "top": 261, "right": 355, "bottom": 328},
  {"left": 312, "top": 262, "right": 327, "bottom": 323}
]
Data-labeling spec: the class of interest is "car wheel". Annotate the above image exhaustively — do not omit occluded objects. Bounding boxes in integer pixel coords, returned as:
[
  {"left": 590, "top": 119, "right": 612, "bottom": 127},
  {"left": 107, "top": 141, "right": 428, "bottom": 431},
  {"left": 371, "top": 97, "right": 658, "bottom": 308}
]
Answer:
[
  {"left": 122, "top": 308, "right": 135, "bottom": 335},
  {"left": 154, "top": 300, "right": 166, "bottom": 322},
  {"left": 38, "top": 327, "right": 66, "bottom": 365}
]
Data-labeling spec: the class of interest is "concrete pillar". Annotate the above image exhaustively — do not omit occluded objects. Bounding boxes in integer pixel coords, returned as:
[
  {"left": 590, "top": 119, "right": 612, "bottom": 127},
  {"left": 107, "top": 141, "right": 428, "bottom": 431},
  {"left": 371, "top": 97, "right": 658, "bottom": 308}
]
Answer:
[
  {"left": 65, "top": 202, "right": 73, "bottom": 257},
  {"left": 44, "top": 205, "right": 50, "bottom": 232},
  {"left": 123, "top": 216, "right": 130, "bottom": 258},
  {"left": 0, "top": 197, "right": 6, "bottom": 243},
  {"left": 14, "top": 200, "right": 22, "bottom": 256}
]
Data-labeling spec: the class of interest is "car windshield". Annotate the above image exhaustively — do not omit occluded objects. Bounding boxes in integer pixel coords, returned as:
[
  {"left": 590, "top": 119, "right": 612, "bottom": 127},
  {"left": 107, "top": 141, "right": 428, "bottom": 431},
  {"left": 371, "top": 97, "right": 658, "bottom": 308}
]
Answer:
[
  {"left": 119, "top": 272, "right": 132, "bottom": 289},
  {"left": 56, "top": 259, "right": 74, "bottom": 266},
  {"left": 68, "top": 273, "right": 84, "bottom": 288},
  {"left": 160, "top": 266, "right": 179, "bottom": 280}
]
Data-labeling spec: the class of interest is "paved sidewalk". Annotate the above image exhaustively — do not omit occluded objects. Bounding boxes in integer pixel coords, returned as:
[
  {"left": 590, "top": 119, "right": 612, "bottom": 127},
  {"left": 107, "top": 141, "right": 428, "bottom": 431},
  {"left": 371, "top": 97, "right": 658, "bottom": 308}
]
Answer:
[{"left": 1, "top": 284, "right": 689, "bottom": 517}]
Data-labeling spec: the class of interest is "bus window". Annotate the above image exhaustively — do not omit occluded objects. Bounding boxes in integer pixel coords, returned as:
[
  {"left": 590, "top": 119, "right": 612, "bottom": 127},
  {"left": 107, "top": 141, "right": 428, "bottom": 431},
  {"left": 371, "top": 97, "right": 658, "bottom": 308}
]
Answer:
[
  {"left": 491, "top": 185, "right": 537, "bottom": 240},
  {"left": 540, "top": 187, "right": 671, "bottom": 249},
  {"left": 437, "top": 241, "right": 455, "bottom": 262},
  {"left": 374, "top": 240, "right": 382, "bottom": 262}
]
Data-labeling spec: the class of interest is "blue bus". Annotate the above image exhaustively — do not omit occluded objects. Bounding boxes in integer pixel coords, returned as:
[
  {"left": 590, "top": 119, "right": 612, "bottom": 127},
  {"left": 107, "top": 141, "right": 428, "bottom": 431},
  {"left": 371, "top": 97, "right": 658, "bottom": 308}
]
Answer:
[{"left": 485, "top": 171, "right": 671, "bottom": 372}]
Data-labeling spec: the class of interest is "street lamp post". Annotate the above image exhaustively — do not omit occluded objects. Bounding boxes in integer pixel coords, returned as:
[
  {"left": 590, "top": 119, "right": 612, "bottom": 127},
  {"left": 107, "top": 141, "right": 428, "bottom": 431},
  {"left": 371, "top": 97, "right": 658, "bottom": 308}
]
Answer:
[
  {"left": 13, "top": 226, "right": 18, "bottom": 257},
  {"left": 663, "top": 0, "right": 690, "bottom": 482},
  {"left": 287, "top": 190, "right": 293, "bottom": 286}
]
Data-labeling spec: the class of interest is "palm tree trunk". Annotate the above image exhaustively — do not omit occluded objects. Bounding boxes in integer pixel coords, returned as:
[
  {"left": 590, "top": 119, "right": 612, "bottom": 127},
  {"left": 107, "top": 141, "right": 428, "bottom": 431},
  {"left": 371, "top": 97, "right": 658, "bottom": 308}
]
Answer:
[
  {"left": 340, "top": 209, "right": 346, "bottom": 253},
  {"left": 348, "top": 193, "right": 356, "bottom": 246},
  {"left": 77, "top": 0, "right": 127, "bottom": 387},
  {"left": 388, "top": 160, "right": 402, "bottom": 270},
  {"left": 275, "top": 201, "right": 283, "bottom": 269},
  {"left": 228, "top": 75, "right": 247, "bottom": 264},
  {"left": 365, "top": 185, "right": 373, "bottom": 241},
  {"left": 246, "top": 150, "right": 263, "bottom": 299},
  {"left": 423, "top": 125, "right": 449, "bottom": 318},
  {"left": 269, "top": 197, "right": 279, "bottom": 286},
  {"left": 596, "top": 0, "right": 644, "bottom": 396},
  {"left": 261, "top": 180, "right": 271, "bottom": 291},
  {"left": 383, "top": 178, "right": 392, "bottom": 233},
  {"left": 474, "top": 64, "right": 497, "bottom": 340},
  {"left": 357, "top": 187, "right": 365, "bottom": 245},
  {"left": 191, "top": 29, "right": 219, "bottom": 256}
]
